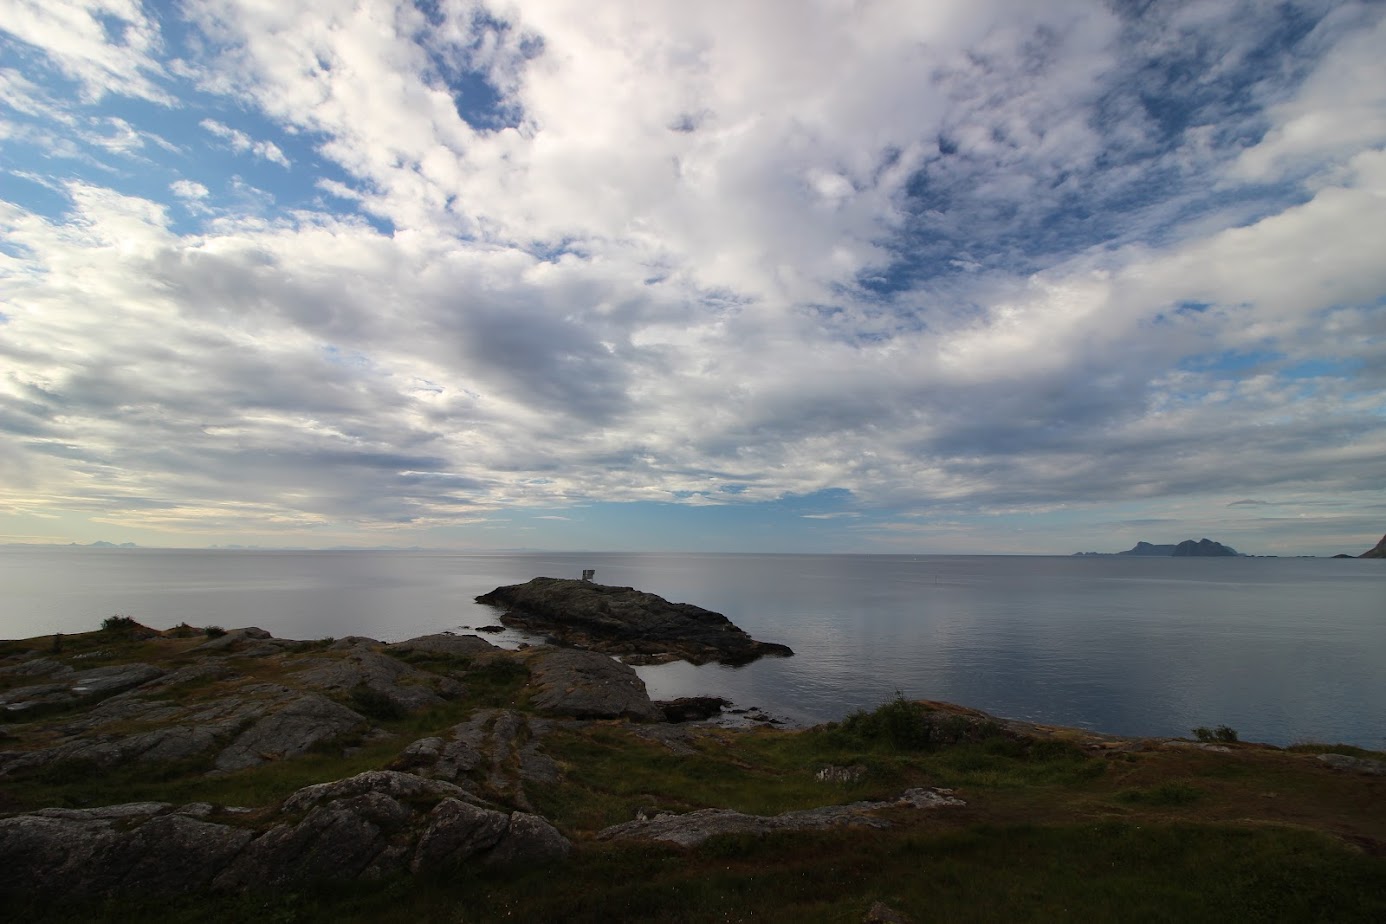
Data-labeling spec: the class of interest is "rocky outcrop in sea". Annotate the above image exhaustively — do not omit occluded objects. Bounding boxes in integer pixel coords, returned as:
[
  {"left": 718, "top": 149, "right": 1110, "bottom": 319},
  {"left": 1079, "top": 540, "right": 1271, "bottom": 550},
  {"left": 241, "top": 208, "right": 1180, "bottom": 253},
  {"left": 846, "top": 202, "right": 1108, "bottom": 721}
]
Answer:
[{"left": 475, "top": 576, "right": 794, "bottom": 665}]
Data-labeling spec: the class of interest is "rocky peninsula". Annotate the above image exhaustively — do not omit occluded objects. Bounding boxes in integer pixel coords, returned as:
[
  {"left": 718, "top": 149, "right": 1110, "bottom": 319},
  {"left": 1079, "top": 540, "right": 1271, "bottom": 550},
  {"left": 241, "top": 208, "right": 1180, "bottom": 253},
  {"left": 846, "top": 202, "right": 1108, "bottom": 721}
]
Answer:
[{"left": 1, "top": 596, "right": 1383, "bottom": 921}]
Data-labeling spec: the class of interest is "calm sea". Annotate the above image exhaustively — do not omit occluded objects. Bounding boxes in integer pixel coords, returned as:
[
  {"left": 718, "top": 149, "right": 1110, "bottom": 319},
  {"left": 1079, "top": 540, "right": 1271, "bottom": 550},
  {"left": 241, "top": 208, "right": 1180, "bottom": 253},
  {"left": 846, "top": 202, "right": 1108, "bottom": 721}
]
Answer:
[{"left": 2, "top": 547, "right": 1383, "bottom": 748}]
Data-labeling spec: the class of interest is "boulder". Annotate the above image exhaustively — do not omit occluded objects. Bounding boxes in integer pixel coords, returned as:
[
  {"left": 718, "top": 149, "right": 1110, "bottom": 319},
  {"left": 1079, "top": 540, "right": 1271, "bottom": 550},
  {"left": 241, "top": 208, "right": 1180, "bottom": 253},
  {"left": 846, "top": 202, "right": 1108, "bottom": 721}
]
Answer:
[
  {"left": 656, "top": 696, "right": 730, "bottom": 723},
  {"left": 0, "top": 806, "right": 253, "bottom": 899},
  {"left": 476, "top": 577, "right": 793, "bottom": 665},
  {"left": 528, "top": 648, "right": 662, "bottom": 722},
  {"left": 390, "top": 633, "right": 500, "bottom": 658}
]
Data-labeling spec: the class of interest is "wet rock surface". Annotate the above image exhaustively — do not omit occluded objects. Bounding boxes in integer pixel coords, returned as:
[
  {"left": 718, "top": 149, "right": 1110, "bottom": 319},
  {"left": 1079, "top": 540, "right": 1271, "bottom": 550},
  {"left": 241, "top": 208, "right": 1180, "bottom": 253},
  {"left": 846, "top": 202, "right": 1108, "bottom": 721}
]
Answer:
[
  {"left": 655, "top": 696, "right": 730, "bottom": 722},
  {"left": 476, "top": 577, "right": 794, "bottom": 665}
]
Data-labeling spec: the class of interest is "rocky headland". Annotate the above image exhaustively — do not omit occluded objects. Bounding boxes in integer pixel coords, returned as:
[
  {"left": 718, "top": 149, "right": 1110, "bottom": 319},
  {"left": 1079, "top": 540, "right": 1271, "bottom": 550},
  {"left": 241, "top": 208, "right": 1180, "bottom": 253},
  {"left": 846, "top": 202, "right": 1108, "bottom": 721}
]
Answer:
[
  {"left": 1359, "top": 534, "right": 1386, "bottom": 559},
  {"left": 475, "top": 576, "right": 795, "bottom": 665},
  {"left": 2, "top": 596, "right": 1383, "bottom": 920}
]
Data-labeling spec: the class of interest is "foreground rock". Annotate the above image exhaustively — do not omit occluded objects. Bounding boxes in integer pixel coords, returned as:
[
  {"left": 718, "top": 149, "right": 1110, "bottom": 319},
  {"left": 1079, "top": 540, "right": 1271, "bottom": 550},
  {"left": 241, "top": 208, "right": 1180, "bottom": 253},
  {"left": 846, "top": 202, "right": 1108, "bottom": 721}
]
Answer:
[
  {"left": 0, "top": 770, "right": 569, "bottom": 899},
  {"left": 529, "top": 648, "right": 662, "bottom": 721},
  {"left": 476, "top": 577, "right": 794, "bottom": 665},
  {"left": 598, "top": 787, "right": 964, "bottom": 847}
]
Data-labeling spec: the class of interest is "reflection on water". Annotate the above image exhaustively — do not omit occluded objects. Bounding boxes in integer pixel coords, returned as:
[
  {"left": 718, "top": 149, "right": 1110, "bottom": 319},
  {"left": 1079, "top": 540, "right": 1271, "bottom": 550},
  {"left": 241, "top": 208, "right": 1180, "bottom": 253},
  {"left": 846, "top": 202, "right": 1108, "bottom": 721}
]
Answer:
[{"left": 2, "top": 548, "right": 1382, "bottom": 747}]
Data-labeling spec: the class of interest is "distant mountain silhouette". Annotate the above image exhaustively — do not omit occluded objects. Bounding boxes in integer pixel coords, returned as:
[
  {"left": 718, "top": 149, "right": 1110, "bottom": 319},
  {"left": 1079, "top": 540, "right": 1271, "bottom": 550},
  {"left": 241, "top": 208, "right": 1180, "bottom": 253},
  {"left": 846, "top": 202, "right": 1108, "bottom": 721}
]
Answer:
[
  {"left": 1076, "top": 538, "right": 1241, "bottom": 557},
  {"left": 1361, "top": 534, "right": 1386, "bottom": 559}
]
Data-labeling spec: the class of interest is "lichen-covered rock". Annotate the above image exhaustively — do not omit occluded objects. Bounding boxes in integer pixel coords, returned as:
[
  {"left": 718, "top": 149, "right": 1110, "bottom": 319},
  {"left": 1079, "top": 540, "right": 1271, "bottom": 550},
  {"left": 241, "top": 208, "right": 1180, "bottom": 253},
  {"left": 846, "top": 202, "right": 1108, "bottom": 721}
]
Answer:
[
  {"left": 292, "top": 648, "right": 457, "bottom": 713},
  {"left": 0, "top": 663, "right": 165, "bottom": 715},
  {"left": 390, "top": 633, "right": 501, "bottom": 658},
  {"left": 213, "top": 693, "right": 367, "bottom": 771},
  {"left": 599, "top": 788, "right": 964, "bottom": 847},
  {"left": 410, "top": 797, "right": 511, "bottom": 873},
  {"left": 1317, "top": 753, "right": 1386, "bottom": 775},
  {"left": 214, "top": 791, "right": 413, "bottom": 889},
  {"left": 0, "top": 806, "right": 253, "bottom": 898},
  {"left": 192, "top": 626, "right": 273, "bottom": 652},
  {"left": 476, "top": 577, "right": 794, "bottom": 665},
  {"left": 529, "top": 648, "right": 661, "bottom": 722},
  {"left": 0, "top": 771, "right": 571, "bottom": 900}
]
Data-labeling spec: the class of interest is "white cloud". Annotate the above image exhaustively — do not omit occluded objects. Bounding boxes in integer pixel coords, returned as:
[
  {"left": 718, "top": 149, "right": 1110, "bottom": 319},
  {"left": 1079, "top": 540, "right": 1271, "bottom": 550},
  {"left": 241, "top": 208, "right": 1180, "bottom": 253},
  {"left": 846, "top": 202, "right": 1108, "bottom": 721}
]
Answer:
[
  {"left": 1230, "top": 8, "right": 1386, "bottom": 182},
  {"left": 1, "top": 1, "right": 1384, "bottom": 550},
  {"left": 170, "top": 179, "right": 209, "bottom": 200},
  {"left": 0, "top": 0, "right": 171, "bottom": 103},
  {"left": 200, "top": 117, "right": 291, "bottom": 167}
]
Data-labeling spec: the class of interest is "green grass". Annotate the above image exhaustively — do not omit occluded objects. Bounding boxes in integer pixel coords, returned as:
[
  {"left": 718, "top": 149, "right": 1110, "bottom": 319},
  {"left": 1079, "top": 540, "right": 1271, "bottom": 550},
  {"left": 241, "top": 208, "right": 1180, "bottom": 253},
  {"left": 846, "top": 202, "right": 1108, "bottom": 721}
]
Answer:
[{"left": 1288, "top": 742, "right": 1386, "bottom": 760}]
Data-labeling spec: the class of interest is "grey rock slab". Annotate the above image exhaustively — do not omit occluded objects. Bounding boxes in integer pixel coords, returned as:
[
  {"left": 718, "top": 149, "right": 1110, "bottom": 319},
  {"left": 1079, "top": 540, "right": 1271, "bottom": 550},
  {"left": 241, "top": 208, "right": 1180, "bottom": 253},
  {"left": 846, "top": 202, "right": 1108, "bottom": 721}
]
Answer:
[
  {"left": 283, "top": 769, "right": 469, "bottom": 815},
  {"left": 410, "top": 797, "right": 511, "bottom": 873},
  {"left": 1317, "top": 753, "right": 1386, "bottom": 775},
  {"left": 213, "top": 693, "right": 367, "bottom": 772},
  {"left": 191, "top": 626, "right": 273, "bottom": 652},
  {"left": 529, "top": 647, "right": 661, "bottom": 722},
  {"left": 0, "top": 657, "right": 73, "bottom": 679},
  {"left": 485, "top": 811, "right": 572, "bottom": 867},
  {"left": 214, "top": 791, "right": 412, "bottom": 890},
  {"left": 31, "top": 802, "right": 173, "bottom": 820},
  {"left": 0, "top": 810, "right": 252, "bottom": 898},
  {"left": 390, "top": 633, "right": 500, "bottom": 658},
  {"left": 599, "top": 787, "right": 964, "bottom": 847},
  {"left": 292, "top": 649, "right": 449, "bottom": 712}
]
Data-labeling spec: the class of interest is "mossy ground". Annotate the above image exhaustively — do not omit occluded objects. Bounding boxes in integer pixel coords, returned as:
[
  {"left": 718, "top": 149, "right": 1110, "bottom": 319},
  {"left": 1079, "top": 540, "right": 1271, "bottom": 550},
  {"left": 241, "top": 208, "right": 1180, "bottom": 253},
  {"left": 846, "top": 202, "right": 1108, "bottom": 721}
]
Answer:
[{"left": 3, "top": 630, "right": 1384, "bottom": 922}]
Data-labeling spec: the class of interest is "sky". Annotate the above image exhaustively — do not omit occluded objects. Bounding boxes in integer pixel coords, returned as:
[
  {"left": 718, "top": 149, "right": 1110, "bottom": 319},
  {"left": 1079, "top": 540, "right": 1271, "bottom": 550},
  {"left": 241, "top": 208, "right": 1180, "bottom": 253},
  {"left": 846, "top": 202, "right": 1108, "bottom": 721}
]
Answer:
[{"left": 1, "top": 1, "right": 1384, "bottom": 556}]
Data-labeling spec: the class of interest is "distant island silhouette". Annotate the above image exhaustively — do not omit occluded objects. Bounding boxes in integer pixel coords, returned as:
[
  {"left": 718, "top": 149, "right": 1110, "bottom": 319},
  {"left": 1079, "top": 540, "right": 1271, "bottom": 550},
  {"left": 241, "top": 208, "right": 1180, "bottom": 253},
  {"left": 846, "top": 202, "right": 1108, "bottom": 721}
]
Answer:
[{"left": 1074, "top": 538, "right": 1240, "bottom": 557}]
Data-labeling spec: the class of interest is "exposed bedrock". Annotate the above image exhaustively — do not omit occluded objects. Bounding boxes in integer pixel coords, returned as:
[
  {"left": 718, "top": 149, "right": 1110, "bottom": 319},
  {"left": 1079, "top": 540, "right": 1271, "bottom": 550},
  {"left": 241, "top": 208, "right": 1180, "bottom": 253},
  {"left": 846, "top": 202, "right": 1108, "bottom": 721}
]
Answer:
[{"left": 0, "top": 770, "right": 570, "bottom": 900}]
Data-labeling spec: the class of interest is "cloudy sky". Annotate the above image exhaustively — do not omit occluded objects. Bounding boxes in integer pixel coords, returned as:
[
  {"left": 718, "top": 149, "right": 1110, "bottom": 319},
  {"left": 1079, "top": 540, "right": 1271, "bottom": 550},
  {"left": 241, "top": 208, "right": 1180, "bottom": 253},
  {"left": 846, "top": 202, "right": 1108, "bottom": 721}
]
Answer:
[{"left": 1, "top": 1, "right": 1383, "bottom": 555}]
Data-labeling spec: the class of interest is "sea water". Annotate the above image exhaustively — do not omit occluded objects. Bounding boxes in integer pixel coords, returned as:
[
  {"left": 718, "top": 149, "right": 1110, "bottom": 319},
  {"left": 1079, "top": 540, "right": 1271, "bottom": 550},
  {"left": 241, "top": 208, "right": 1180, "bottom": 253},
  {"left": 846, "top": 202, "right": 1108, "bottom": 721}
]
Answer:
[{"left": 2, "top": 547, "right": 1382, "bottom": 748}]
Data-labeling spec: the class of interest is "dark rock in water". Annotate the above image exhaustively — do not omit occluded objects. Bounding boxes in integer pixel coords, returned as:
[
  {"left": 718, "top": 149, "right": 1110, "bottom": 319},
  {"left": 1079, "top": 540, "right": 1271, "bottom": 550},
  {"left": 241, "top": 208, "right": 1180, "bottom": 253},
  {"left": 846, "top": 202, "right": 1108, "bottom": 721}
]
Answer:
[
  {"left": 475, "top": 625, "right": 505, "bottom": 633},
  {"left": 528, "top": 648, "right": 661, "bottom": 722},
  {"left": 656, "top": 696, "right": 730, "bottom": 723},
  {"left": 1360, "top": 533, "right": 1386, "bottom": 559},
  {"left": 475, "top": 577, "right": 794, "bottom": 665}
]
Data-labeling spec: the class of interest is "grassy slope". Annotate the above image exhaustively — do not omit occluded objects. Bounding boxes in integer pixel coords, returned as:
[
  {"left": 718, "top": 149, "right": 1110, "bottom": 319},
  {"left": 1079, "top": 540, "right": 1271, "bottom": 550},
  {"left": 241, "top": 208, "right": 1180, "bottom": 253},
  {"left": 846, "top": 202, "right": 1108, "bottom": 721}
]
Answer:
[{"left": 3, "top": 630, "right": 1384, "bottom": 922}]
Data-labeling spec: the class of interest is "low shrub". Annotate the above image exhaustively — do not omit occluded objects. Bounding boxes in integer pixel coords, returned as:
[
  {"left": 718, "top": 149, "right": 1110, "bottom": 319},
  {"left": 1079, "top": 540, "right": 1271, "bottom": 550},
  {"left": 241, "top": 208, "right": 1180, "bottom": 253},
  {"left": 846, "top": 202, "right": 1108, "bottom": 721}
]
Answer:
[
  {"left": 203, "top": 625, "right": 227, "bottom": 638},
  {"left": 349, "top": 684, "right": 406, "bottom": 721},
  {"left": 101, "top": 614, "right": 139, "bottom": 632},
  {"left": 836, "top": 694, "right": 1005, "bottom": 752},
  {"left": 1192, "top": 725, "right": 1239, "bottom": 744}
]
